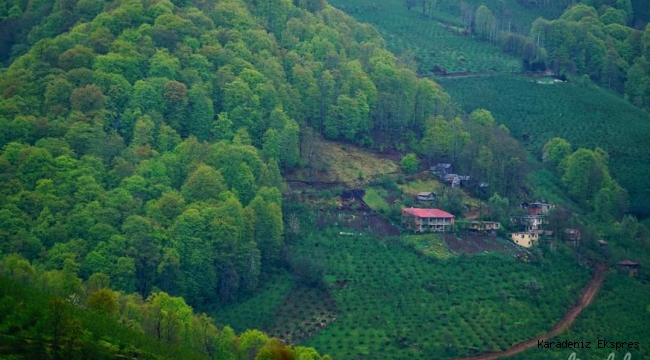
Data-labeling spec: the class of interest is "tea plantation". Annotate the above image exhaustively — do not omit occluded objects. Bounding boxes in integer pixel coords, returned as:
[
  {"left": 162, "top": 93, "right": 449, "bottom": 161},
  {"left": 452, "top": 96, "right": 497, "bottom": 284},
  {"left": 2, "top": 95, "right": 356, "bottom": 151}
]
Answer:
[
  {"left": 438, "top": 75, "right": 650, "bottom": 217},
  {"left": 214, "top": 227, "right": 590, "bottom": 359},
  {"left": 326, "top": 0, "right": 521, "bottom": 74}
]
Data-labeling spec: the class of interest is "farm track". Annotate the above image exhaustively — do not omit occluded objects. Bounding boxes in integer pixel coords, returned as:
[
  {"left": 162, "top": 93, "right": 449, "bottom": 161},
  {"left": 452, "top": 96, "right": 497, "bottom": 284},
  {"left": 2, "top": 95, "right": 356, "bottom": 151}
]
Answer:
[{"left": 450, "top": 264, "right": 608, "bottom": 360}]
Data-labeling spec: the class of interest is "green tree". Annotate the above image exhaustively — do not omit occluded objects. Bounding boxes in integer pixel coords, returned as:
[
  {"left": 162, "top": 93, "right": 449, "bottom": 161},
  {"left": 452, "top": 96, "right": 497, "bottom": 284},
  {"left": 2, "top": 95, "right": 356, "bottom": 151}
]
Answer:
[
  {"left": 262, "top": 129, "right": 281, "bottom": 162},
  {"left": 401, "top": 153, "right": 420, "bottom": 174},
  {"left": 76, "top": 0, "right": 105, "bottom": 21},
  {"left": 542, "top": 137, "right": 572, "bottom": 168},
  {"left": 70, "top": 84, "right": 105, "bottom": 114},
  {"left": 625, "top": 62, "right": 649, "bottom": 108},
  {"left": 181, "top": 164, "right": 227, "bottom": 203},
  {"left": 280, "top": 119, "right": 300, "bottom": 168},
  {"left": 44, "top": 78, "right": 74, "bottom": 115},
  {"left": 163, "top": 80, "right": 188, "bottom": 135},
  {"left": 87, "top": 288, "right": 118, "bottom": 314},
  {"left": 212, "top": 112, "right": 234, "bottom": 142},
  {"left": 187, "top": 84, "right": 214, "bottom": 141},
  {"left": 562, "top": 148, "right": 611, "bottom": 203},
  {"left": 149, "top": 49, "right": 181, "bottom": 79}
]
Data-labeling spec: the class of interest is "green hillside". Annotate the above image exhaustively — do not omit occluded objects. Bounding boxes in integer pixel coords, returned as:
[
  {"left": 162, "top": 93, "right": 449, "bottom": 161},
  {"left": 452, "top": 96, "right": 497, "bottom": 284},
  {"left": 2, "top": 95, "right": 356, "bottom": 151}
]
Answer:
[
  {"left": 0, "top": 0, "right": 649, "bottom": 357},
  {"left": 439, "top": 75, "right": 650, "bottom": 217}
]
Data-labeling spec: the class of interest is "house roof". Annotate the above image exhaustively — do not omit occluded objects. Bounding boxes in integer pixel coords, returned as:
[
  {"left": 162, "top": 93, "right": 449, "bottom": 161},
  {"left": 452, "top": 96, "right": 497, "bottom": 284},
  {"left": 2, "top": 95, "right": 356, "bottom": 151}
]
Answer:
[
  {"left": 430, "top": 163, "right": 452, "bottom": 171},
  {"left": 512, "top": 231, "right": 539, "bottom": 235},
  {"left": 617, "top": 260, "right": 639, "bottom": 266},
  {"left": 417, "top": 192, "right": 434, "bottom": 196},
  {"left": 598, "top": 239, "right": 608, "bottom": 245},
  {"left": 565, "top": 228, "right": 580, "bottom": 234},
  {"left": 402, "top": 208, "right": 454, "bottom": 218}
]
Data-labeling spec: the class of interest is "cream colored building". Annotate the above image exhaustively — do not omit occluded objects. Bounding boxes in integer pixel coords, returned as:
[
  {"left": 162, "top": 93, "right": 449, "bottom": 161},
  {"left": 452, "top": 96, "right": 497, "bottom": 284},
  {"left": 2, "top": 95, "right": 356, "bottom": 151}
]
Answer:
[{"left": 511, "top": 232, "right": 539, "bottom": 248}]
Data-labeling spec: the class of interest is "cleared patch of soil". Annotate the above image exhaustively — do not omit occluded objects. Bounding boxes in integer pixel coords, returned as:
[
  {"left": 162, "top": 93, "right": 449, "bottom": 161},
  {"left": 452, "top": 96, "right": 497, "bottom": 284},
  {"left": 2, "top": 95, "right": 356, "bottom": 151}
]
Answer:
[{"left": 442, "top": 234, "right": 525, "bottom": 256}]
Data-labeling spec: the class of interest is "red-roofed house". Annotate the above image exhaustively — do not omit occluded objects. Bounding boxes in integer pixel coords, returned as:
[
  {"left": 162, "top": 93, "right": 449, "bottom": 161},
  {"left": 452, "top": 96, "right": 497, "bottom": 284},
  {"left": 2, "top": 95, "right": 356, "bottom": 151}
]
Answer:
[{"left": 401, "top": 208, "right": 455, "bottom": 232}]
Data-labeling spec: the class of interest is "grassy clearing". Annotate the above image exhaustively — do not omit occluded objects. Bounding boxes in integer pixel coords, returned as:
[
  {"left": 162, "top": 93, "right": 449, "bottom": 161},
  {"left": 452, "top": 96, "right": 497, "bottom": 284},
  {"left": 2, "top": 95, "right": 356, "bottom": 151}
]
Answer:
[
  {"left": 438, "top": 75, "right": 650, "bottom": 217},
  {"left": 291, "top": 139, "right": 398, "bottom": 185},
  {"left": 399, "top": 178, "right": 445, "bottom": 195},
  {"left": 327, "top": 0, "right": 521, "bottom": 74},
  {"left": 510, "top": 274, "right": 650, "bottom": 360},
  {"left": 403, "top": 233, "right": 454, "bottom": 259},
  {"left": 363, "top": 187, "right": 391, "bottom": 212}
]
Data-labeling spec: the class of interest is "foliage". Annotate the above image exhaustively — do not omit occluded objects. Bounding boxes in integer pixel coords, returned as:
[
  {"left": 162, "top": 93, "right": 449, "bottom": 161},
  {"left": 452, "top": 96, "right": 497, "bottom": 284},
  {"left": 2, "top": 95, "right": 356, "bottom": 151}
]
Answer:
[
  {"left": 400, "top": 153, "right": 420, "bottom": 174},
  {"left": 0, "top": 260, "right": 328, "bottom": 360},
  {"left": 542, "top": 137, "right": 572, "bottom": 167}
]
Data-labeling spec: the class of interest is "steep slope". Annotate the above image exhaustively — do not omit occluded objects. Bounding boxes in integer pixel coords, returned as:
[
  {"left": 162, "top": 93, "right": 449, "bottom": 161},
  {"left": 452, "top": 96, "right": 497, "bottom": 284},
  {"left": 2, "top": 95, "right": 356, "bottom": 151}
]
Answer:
[{"left": 0, "top": 0, "right": 458, "bottom": 357}]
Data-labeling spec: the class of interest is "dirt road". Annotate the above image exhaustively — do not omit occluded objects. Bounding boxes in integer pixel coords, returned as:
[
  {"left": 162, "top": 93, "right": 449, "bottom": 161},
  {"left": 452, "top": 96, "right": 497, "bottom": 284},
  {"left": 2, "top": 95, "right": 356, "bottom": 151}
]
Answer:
[{"left": 452, "top": 264, "right": 608, "bottom": 360}]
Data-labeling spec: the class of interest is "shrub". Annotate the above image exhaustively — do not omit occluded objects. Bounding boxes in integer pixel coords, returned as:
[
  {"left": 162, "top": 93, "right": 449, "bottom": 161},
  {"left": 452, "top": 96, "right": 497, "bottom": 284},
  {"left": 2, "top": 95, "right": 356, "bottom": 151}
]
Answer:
[{"left": 400, "top": 153, "right": 420, "bottom": 174}]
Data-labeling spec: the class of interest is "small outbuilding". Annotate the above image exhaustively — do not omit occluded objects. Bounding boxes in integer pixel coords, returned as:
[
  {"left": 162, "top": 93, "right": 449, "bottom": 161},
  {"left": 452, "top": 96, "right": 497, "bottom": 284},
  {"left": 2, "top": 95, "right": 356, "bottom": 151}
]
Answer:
[
  {"left": 616, "top": 260, "right": 639, "bottom": 277},
  {"left": 443, "top": 174, "right": 460, "bottom": 188},
  {"left": 430, "top": 163, "right": 452, "bottom": 177},
  {"left": 416, "top": 192, "right": 436, "bottom": 202},
  {"left": 564, "top": 228, "right": 581, "bottom": 247}
]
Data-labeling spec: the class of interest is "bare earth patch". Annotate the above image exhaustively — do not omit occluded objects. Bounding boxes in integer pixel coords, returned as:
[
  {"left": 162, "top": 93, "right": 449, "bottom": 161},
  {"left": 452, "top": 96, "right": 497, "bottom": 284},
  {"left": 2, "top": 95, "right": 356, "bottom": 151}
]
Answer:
[{"left": 442, "top": 234, "right": 525, "bottom": 256}]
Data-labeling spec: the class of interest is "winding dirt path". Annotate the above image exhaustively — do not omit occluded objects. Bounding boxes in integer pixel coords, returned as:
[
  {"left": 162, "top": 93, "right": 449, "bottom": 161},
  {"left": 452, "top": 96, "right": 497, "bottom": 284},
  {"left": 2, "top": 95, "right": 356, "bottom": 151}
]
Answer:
[{"left": 452, "top": 264, "right": 608, "bottom": 360}]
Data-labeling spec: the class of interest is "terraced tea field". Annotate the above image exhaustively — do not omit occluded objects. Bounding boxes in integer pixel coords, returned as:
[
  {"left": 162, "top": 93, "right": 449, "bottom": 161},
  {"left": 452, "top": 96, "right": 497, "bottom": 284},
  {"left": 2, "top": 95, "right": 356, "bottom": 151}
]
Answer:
[
  {"left": 438, "top": 75, "right": 650, "bottom": 217},
  {"left": 328, "top": 0, "right": 521, "bottom": 74},
  {"left": 214, "top": 228, "right": 591, "bottom": 359}
]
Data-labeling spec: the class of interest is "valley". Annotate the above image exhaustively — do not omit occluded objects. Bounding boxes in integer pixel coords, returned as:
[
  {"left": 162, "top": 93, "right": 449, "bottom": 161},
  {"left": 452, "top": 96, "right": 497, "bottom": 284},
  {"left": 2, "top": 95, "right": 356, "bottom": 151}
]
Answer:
[{"left": 0, "top": 0, "right": 649, "bottom": 358}]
